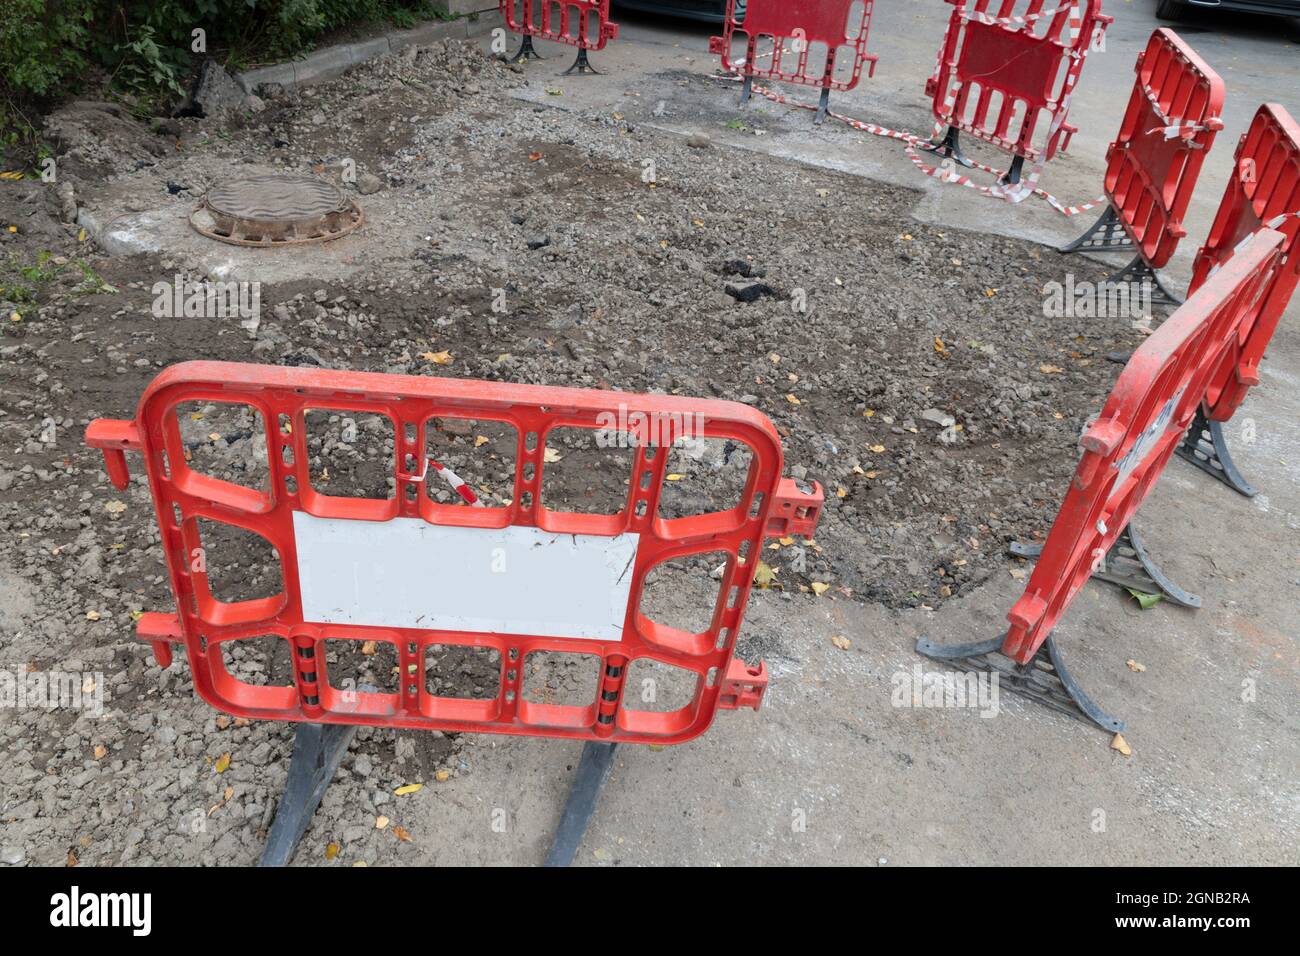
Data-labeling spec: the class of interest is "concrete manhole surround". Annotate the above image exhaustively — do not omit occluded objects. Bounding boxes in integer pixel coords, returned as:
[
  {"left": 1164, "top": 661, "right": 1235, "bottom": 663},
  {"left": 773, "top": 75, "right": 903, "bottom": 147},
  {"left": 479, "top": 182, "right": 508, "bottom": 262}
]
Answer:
[{"left": 189, "top": 174, "right": 363, "bottom": 246}]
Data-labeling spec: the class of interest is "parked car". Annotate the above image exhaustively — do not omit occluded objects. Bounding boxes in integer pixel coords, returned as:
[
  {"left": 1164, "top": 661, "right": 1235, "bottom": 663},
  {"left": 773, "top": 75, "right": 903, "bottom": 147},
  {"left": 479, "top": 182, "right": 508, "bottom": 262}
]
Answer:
[
  {"left": 1157, "top": 0, "right": 1300, "bottom": 19},
  {"left": 614, "top": 0, "right": 745, "bottom": 25}
]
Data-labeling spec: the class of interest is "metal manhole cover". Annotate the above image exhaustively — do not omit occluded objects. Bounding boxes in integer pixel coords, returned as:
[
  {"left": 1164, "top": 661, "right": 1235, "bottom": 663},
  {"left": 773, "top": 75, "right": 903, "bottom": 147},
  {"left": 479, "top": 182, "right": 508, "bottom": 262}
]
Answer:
[{"left": 189, "top": 174, "right": 363, "bottom": 246}]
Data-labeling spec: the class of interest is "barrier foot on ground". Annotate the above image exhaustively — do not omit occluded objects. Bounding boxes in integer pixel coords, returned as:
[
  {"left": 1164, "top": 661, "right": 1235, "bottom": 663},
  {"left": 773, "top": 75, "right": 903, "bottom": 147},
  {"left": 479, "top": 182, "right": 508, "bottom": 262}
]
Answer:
[
  {"left": 544, "top": 740, "right": 619, "bottom": 867},
  {"left": 562, "top": 48, "right": 600, "bottom": 75},
  {"left": 926, "top": 125, "right": 975, "bottom": 168},
  {"left": 1176, "top": 405, "right": 1258, "bottom": 498},
  {"left": 259, "top": 721, "right": 359, "bottom": 867},
  {"left": 1116, "top": 255, "right": 1184, "bottom": 307},
  {"left": 915, "top": 635, "right": 1126, "bottom": 734},
  {"left": 1000, "top": 154, "right": 1026, "bottom": 186},
  {"left": 509, "top": 35, "right": 543, "bottom": 63},
  {"left": 1010, "top": 523, "right": 1202, "bottom": 609},
  {"left": 814, "top": 87, "right": 831, "bottom": 125},
  {"left": 1060, "top": 205, "right": 1136, "bottom": 255}
]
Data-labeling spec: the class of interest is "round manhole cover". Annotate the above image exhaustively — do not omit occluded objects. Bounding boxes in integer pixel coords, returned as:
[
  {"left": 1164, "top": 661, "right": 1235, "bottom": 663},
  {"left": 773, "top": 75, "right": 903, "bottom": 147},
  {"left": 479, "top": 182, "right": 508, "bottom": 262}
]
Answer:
[{"left": 190, "top": 174, "right": 363, "bottom": 246}]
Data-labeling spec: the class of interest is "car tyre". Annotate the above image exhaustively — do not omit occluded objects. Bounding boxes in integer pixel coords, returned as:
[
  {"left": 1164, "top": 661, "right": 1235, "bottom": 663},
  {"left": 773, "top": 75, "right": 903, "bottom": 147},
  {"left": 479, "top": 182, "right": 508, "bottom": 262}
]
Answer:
[{"left": 1155, "top": 0, "right": 1185, "bottom": 19}]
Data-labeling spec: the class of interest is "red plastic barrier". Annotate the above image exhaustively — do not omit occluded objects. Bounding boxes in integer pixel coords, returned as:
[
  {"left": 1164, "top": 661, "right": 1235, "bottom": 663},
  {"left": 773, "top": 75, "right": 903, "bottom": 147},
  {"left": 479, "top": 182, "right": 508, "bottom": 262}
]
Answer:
[
  {"left": 86, "top": 363, "right": 822, "bottom": 745},
  {"left": 500, "top": 0, "right": 618, "bottom": 51},
  {"left": 926, "top": 0, "right": 1112, "bottom": 163},
  {"left": 1001, "top": 229, "right": 1285, "bottom": 664},
  {"left": 1189, "top": 104, "right": 1300, "bottom": 423},
  {"left": 1104, "top": 28, "right": 1224, "bottom": 270},
  {"left": 709, "top": 0, "right": 877, "bottom": 93}
]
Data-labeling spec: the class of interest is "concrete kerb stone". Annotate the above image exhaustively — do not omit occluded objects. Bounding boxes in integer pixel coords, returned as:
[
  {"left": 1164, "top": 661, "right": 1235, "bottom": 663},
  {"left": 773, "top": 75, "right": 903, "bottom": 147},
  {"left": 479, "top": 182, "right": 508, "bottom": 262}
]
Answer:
[{"left": 236, "top": 9, "right": 503, "bottom": 95}]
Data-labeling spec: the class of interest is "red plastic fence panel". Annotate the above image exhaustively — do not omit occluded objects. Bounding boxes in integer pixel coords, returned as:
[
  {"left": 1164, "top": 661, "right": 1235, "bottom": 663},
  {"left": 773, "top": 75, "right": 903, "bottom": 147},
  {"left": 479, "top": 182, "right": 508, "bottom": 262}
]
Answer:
[
  {"left": 1104, "top": 28, "right": 1225, "bottom": 270},
  {"left": 1189, "top": 104, "right": 1300, "bottom": 423},
  {"left": 709, "top": 0, "right": 877, "bottom": 93},
  {"left": 926, "top": 0, "right": 1112, "bottom": 163},
  {"left": 500, "top": 0, "right": 618, "bottom": 51},
  {"left": 86, "top": 363, "right": 823, "bottom": 745},
  {"left": 1001, "top": 229, "right": 1285, "bottom": 665}
]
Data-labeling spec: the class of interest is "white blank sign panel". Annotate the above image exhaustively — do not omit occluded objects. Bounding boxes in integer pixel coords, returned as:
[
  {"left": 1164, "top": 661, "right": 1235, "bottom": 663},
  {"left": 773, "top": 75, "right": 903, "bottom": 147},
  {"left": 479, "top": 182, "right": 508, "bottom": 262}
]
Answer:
[{"left": 292, "top": 512, "right": 639, "bottom": 642}]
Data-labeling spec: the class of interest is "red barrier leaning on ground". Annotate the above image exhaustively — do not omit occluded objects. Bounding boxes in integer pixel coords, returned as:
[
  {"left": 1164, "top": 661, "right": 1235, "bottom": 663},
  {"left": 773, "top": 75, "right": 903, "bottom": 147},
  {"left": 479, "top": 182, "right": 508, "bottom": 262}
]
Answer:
[
  {"left": 1175, "top": 104, "right": 1300, "bottom": 497},
  {"left": 918, "top": 227, "right": 1286, "bottom": 734},
  {"left": 1061, "top": 28, "right": 1225, "bottom": 306},
  {"left": 499, "top": 0, "right": 619, "bottom": 73},
  {"left": 710, "top": 0, "right": 877, "bottom": 124},
  {"left": 925, "top": 0, "right": 1112, "bottom": 188}
]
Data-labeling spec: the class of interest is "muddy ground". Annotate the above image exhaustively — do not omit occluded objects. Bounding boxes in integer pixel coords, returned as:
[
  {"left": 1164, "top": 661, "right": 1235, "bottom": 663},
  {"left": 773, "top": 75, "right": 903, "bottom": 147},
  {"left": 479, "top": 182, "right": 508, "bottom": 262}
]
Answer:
[{"left": 0, "top": 39, "right": 1164, "bottom": 866}]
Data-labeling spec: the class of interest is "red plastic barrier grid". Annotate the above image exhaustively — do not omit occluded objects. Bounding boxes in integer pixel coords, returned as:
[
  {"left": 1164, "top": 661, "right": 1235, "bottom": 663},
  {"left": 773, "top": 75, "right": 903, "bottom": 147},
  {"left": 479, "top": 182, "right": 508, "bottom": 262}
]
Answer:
[
  {"left": 710, "top": 0, "right": 877, "bottom": 93},
  {"left": 500, "top": 0, "right": 618, "bottom": 51},
  {"left": 1001, "top": 229, "right": 1285, "bottom": 665},
  {"left": 926, "top": 0, "right": 1112, "bottom": 163},
  {"left": 1104, "top": 28, "right": 1225, "bottom": 270},
  {"left": 1189, "top": 104, "right": 1300, "bottom": 423},
  {"left": 86, "top": 362, "right": 824, "bottom": 745}
]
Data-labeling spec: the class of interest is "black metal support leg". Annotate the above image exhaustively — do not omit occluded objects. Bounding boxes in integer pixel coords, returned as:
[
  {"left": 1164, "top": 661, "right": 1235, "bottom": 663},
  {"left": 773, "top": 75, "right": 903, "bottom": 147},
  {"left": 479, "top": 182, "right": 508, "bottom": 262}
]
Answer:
[
  {"left": 509, "top": 34, "right": 543, "bottom": 63},
  {"left": 1009, "top": 522, "right": 1201, "bottom": 608},
  {"left": 1000, "top": 154, "right": 1026, "bottom": 186},
  {"left": 739, "top": 75, "right": 753, "bottom": 107},
  {"left": 915, "top": 634, "right": 1125, "bottom": 733},
  {"left": 562, "top": 47, "right": 600, "bottom": 75},
  {"left": 1060, "top": 206, "right": 1135, "bottom": 255},
  {"left": 1176, "top": 405, "right": 1258, "bottom": 497},
  {"left": 1115, "top": 254, "right": 1184, "bottom": 307},
  {"left": 544, "top": 741, "right": 618, "bottom": 867},
  {"left": 926, "top": 125, "right": 975, "bottom": 168},
  {"left": 814, "top": 87, "right": 831, "bottom": 125},
  {"left": 259, "top": 722, "right": 358, "bottom": 867}
]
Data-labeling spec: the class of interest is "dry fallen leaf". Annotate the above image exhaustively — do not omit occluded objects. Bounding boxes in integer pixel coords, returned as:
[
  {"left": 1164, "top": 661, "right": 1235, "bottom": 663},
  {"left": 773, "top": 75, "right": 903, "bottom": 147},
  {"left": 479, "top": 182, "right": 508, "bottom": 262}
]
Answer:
[
  {"left": 543, "top": 447, "right": 562, "bottom": 463},
  {"left": 214, "top": 752, "right": 231, "bottom": 774},
  {"left": 393, "top": 826, "right": 413, "bottom": 842},
  {"left": 215, "top": 716, "right": 231, "bottom": 730},
  {"left": 375, "top": 815, "right": 390, "bottom": 830},
  {"left": 361, "top": 640, "right": 378, "bottom": 656},
  {"left": 868, "top": 444, "right": 886, "bottom": 454},
  {"left": 753, "top": 560, "right": 776, "bottom": 589},
  {"left": 934, "top": 336, "right": 949, "bottom": 357},
  {"left": 1126, "top": 659, "right": 1147, "bottom": 673},
  {"left": 1039, "top": 364, "right": 1065, "bottom": 374},
  {"left": 421, "top": 350, "right": 453, "bottom": 365},
  {"left": 104, "top": 500, "right": 127, "bottom": 514},
  {"left": 1110, "top": 733, "right": 1132, "bottom": 757},
  {"left": 394, "top": 783, "right": 423, "bottom": 796},
  {"left": 811, "top": 582, "right": 831, "bottom": 596},
  {"left": 325, "top": 842, "right": 341, "bottom": 860},
  {"left": 434, "top": 769, "right": 451, "bottom": 783},
  {"left": 786, "top": 393, "right": 801, "bottom": 405},
  {"left": 93, "top": 745, "right": 107, "bottom": 760},
  {"left": 85, "top": 610, "right": 101, "bottom": 621},
  {"left": 665, "top": 473, "right": 687, "bottom": 481},
  {"left": 831, "top": 635, "right": 851, "bottom": 650},
  {"left": 528, "top": 151, "right": 543, "bottom": 161},
  {"left": 474, "top": 435, "right": 490, "bottom": 447}
]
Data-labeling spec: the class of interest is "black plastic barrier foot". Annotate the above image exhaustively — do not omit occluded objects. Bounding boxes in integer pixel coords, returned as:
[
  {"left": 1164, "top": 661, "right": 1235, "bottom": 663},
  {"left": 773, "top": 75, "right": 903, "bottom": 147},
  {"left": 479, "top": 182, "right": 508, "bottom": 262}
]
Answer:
[
  {"left": 562, "top": 48, "right": 600, "bottom": 75},
  {"left": 915, "top": 634, "right": 1125, "bottom": 734},
  {"left": 1115, "top": 254, "right": 1184, "bottom": 307},
  {"left": 926, "top": 125, "right": 975, "bottom": 168},
  {"left": 259, "top": 721, "right": 358, "bottom": 867},
  {"left": 814, "top": 87, "right": 831, "bottom": 126},
  {"left": 1000, "top": 154, "right": 1026, "bottom": 186},
  {"left": 510, "top": 35, "right": 543, "bottom": 63},
  {"left": 1010, "top": 523, "right": 1202, "bottom": 609},
  {"left": 739, "top": 75, "right": 753, "bottom": 107},
  {"left": 1176, "top": 405, "right": 1258, "bottom": 497},
  {"left": 1060, "top": 205, "right": 1135, "bottom": 255},
  {"left": 544, "top": 740, "right": 618, "bottom": 867}
]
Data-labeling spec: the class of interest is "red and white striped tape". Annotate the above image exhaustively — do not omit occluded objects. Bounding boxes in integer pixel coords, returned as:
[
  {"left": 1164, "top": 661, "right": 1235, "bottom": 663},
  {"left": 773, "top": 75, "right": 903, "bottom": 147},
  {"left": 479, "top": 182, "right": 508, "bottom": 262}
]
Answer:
[
  {"left": 960, "top": 2, "right": 1074, "bottom": 28},
  {"left": 405, "top": 455, "right": 484, "bottom": 506}
]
